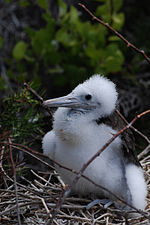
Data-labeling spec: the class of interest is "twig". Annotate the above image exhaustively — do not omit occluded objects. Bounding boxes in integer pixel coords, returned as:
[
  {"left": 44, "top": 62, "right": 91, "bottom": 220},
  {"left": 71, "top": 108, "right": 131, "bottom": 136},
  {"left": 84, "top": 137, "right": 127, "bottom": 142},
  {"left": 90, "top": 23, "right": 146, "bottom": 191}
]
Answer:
[
  {"left": 24, "top": 82, "right": 43, "bottom": 103},
  {"left": 24, "top": 82, "right": 53, "bottom": 117},
  {"left": 1, "top": 140, "right": 140, "bottom": 212},
  {"left": 78, "top": 3, "right": 150, "bottom": 64},
  {"left": 0, "top": 146, "right": 14, "bottom": 186},
  {"left": 0, "top": 142, "right": 55, "bottom": 170},
  {"left": 138, "top": 144, "right": 150, "bottom": 160},
  {"left": 8, "top": 138, "right": 22, "bottom": 225},
  {"left": 0, "top": 160, "right": 149, "bottom": 224},
  {"left": 115, "top": 109, "right": 150, "bottom": 144},
  {"left": 1, "top": 134, "right": 150, "bottom": 221},
  {"left": 48, "top": 109, "right": 150, "bottom": 223},
  {"left": 55, "top": 214, "right": 92, "bottom": 223},
  {"left": 54, "top": 170, "right": 66, "bottom": 188}
]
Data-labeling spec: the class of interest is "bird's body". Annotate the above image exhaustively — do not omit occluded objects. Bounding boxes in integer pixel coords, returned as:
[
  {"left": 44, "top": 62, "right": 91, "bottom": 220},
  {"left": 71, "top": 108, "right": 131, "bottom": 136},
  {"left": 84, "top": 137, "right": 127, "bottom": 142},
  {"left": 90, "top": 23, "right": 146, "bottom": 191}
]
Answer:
[{"left": 43, "top": 75, "right": 147, "bottom": 210}]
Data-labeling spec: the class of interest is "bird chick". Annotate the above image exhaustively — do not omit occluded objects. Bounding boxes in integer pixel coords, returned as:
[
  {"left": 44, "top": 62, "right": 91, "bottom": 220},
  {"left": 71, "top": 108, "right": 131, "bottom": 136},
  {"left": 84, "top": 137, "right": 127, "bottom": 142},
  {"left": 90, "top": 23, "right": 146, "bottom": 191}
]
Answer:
[{"left": 42, "top": 75, "right": 147, "bottom": 211}]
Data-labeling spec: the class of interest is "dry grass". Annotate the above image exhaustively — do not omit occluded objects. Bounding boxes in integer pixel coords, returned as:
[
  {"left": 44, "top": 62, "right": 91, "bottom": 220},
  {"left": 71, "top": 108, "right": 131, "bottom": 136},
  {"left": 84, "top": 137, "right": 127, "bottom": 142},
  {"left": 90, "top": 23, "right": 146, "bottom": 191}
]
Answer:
[{"left": 0, "top": 154, "right": 149, "bottom": 225}]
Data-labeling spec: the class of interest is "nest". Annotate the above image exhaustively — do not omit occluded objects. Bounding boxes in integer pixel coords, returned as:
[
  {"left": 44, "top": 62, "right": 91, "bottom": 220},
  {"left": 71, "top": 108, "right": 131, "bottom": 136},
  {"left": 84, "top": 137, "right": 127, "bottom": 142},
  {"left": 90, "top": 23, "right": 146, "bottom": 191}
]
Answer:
[{"left": 0, "top": 153, "right": 149, "bottom": 225}]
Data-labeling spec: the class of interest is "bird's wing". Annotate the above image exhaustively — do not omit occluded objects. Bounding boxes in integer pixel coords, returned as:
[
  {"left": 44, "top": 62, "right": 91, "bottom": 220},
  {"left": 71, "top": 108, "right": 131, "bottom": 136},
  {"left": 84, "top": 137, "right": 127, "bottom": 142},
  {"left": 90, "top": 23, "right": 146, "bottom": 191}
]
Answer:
[
  {"left": 98, "top": 111, "right": 141, "bottom": 167},
  {"left": 42, "top": 130, "right": 56, "bottom": 158}
]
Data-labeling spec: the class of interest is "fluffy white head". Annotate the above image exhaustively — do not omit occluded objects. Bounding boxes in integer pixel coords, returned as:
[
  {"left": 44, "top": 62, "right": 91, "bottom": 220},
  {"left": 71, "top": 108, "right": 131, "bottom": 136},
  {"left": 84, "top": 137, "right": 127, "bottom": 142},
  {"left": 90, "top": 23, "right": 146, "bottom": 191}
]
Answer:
[
  {"left": 53, "top": 75, "right": 118, "bottom": 143},
  {"left": 72, "top": 75, "right": 118, "bottom": 117}
]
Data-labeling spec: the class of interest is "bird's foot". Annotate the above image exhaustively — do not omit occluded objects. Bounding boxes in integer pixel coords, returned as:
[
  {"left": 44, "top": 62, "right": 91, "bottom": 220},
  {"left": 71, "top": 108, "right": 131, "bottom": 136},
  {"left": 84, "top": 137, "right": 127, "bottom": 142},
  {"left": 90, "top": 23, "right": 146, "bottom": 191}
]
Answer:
[{"left": 86, "top": 199, "right": 113, "bottom": 210}]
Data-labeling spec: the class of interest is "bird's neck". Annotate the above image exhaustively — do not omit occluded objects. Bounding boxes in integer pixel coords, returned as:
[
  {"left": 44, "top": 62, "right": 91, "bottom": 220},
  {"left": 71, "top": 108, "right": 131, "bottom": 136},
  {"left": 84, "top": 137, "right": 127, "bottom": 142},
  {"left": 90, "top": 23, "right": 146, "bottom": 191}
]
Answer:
[
  {"left": 53, "top": 107, "right": 114, "bottom": 145},
  {"left": 53, "top": 111, "right": 97, "bottom": 145}
]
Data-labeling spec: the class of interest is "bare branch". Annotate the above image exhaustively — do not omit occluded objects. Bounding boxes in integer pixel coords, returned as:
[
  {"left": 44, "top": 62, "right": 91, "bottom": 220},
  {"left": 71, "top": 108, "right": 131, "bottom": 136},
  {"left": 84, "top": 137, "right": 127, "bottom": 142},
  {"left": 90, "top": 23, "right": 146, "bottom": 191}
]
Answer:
[
  {"left": 2, "top": 139, "right": 149, "bottom": 221},
  {"left": 24, "top": 82, "right": 53, "bottom": 117},
  {"left": 24, "top": 82, "right": 43, "bottom": 103},
  {"left": 115, "top": 109, "right": 150, "bottom": 144},
  {"left": 8, "top": 138, "right": 22, "bottom": 225},
  {"left": 138, "top": 144, "right": 150, "bottom": 160},
  {"left": 1, "top": 141, "right": 131, "bottom": 202}
]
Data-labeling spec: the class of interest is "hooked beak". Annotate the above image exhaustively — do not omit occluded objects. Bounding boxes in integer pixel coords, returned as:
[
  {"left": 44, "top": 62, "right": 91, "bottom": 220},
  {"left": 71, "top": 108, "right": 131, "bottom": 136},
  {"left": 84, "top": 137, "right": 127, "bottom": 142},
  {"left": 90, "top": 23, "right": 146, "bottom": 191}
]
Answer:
[{"left": 43, "top": 95, "right": 95, "bottom": 109}]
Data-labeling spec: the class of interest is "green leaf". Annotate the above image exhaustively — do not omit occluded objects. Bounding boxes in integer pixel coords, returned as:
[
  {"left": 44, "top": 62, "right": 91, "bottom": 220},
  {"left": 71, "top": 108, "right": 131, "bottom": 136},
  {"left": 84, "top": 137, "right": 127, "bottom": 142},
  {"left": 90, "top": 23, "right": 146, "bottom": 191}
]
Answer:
[
  {"left": 26, "top": 26, "right": 35, "bottom": 38},
  {"left": 85, "top": 43, "right": 105, "bottom": 63},
  {"left": 69, "top": 6, "right": 79, "bottom": 24},
  {"left": 31, "top": 29, "right": 51, "bottom": 54},
  {"left": 96, "top": 4, "right": 111, "bottom": 23},
  {"left": 95, "top": 0, "right": 106, "bottom": 2},
  {"left": 0, "top": 36, "right": 3, "bottom": 49},
  {"left": 113, "top": 0, "right": 123, "bottom": 12},
  {"left": 103, "top": 43, "right": 124, "bottom": 72},
  {"left": 13, "top": 41, "right": 27, "bottom": 60},
  {"left": 19, "top": 0, "right": 30, "bottom": 7},
  {"left": 56, "top": 28, "right": 76, "bottom": 47},
  {"left": 108, "top": 35, "right": 121, "bottom": 41},
  {"left": 36, "top": 0, "right": 47, "bottom": 10},
  {"left": 0, "top": 76, "right": 6, "bottom": 90},
  {"left": 112, "top": 13, "right": 125, "bottom": 30}
]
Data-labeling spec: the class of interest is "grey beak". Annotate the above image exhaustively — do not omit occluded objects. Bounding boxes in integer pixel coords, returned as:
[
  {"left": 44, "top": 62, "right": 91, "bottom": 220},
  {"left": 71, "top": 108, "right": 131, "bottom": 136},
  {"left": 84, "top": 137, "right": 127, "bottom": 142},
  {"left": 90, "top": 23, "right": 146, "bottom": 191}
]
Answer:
[{"left": 43, "top": 95, "right": 95, "bottom": 109}]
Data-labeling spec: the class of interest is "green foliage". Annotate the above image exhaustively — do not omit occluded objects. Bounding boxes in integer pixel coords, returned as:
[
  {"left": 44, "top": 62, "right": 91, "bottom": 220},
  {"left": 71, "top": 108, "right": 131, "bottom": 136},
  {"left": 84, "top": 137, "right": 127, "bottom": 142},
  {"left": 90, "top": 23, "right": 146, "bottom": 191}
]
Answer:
[
  {"left": 13, "top": 41, "right": 27, "bottom": 60},
  {"left": 0, "top": 76, "right": 6, "bottom": 90},
  {"left": 96, "top": 0, "right": 124, "bottom": 28},
  {"left": 10, "top": 0, "right": 125, "bottom": 88},
  {"left": 112, "top": 13, "right": 125, "bottom": 30},
  {"left": 36, "top": 0, "right": 48, "bottom": 10},
  {"left": 0, "top": 86, "right": 43, "bottom": 143},
  {"left": 103, "top": 43, "right": 124, "bottom": 72},
  {"left": 19, "top": 0, "right": 31, "bottom": 7}
]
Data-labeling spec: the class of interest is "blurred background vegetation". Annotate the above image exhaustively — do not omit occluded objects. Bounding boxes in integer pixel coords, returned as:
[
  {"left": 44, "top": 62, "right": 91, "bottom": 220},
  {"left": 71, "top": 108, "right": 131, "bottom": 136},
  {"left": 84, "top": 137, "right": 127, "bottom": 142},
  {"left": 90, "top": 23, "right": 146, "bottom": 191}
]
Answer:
[{"left": 0, "top": 0, "right": 150, "bottom": 155}]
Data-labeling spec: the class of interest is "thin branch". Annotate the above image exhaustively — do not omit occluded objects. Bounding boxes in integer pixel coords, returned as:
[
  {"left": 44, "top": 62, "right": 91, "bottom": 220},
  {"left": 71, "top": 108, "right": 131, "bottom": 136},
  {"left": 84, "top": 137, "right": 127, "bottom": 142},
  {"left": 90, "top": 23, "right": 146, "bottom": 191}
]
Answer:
[
  {"left": 24, "top": 82, "right": 43, "bottom": 103},
  {"left": 2, "top": 141, "right": 132, "bottom": 204},
  {"left": 8, "top": 138, "right": 22, "bottom": 225},
  {"left": 3, "top": 143, "right": 55, "bottom": 170},
  {"left": 78, "top": 3, "right": 150, "bottom": 64},
  {"left": 2, "top": 140, "right": 148, "bottom": 221},
  {"left": 24, "top": 82, "right": 53, "bottom": 117},
  {"left": 48, "top": 109, "right": 150, "bottom": 223},
  {"left": 0, "top": 146, "right": 14, "bottom": 186},
  {"left": 115, "top": 109, "right": 150, "bottom": 144},
  {"left": 138, "top": 144, "right": 150, "bottom": 160}
]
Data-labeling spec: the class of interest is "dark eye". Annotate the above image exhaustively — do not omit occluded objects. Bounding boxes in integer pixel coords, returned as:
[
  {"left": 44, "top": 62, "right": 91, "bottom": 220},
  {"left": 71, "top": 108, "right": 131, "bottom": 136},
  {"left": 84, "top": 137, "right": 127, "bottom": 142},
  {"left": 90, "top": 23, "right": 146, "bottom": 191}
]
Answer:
[{"left": 85, "top": 94, "right": 92, "bottom": 100}]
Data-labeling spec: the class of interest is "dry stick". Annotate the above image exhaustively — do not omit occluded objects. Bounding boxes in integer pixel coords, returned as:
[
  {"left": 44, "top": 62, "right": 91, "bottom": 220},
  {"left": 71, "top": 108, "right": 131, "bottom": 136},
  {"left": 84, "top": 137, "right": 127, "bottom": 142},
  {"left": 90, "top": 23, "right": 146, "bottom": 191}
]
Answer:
[
  {"left": 0, "top": 146, "right": 14, "bottom": 185},
  {"left": 47, "top": 109, "right": 150, "bottom": 224},
  {"left": 1, "top": 143, "right": 133, "bottom": 206},
  {"left": 1, "top": 141, "right": 133, "bottom": 206},
  {"left": 4, "top": 143, "right": 55, "bottom": 170},
  {"left": 0, "top": 144, "right": 53, "bottom": 197},
  {"left": 115, "top": 109, "right": 150, "bottom": 144},
  {"left": 8, "top": 138, "right": 22, "bottom": 225},
  {"left": 2, "top": 126, "right": 149, "bottom": 220},
  {"left": 24, "top": 82, "right": 53, "bottom": 117},
  {"left": 24, "top": 82, "right": 43, "bottom": 103},
  {"left": 138, "top": 144, "right": 150, "bottom": 160},
  {"left": 78, "top": 3, "right": 150, "bottom": 64},
  {"left": 2, "top": 140, "right": 148, "bottom": 221},
  {"left": 115, "top": 109, "right": 150, "bottom": 159}
]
